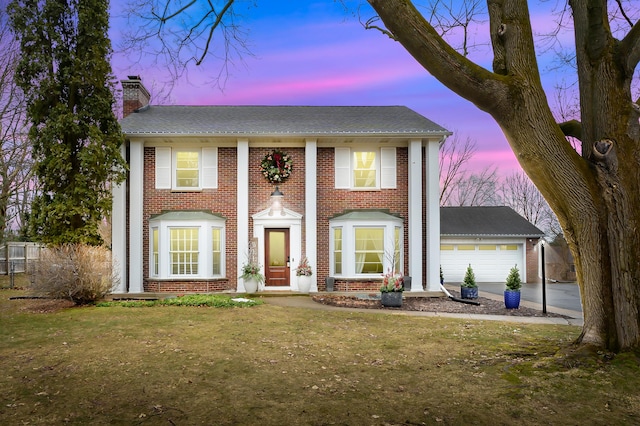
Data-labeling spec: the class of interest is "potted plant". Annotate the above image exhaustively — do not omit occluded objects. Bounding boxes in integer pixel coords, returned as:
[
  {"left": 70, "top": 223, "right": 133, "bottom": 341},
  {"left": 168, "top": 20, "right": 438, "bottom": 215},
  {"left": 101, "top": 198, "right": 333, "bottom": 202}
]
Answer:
[
  {"left": 239, "top": 260, "right": 264, "bottom": 294},
  {"left": 504, "top": 265, "right": 522, "bottom": 309},
  {"left": 460, "top": 264, "right": 478, "bottom": 299},
  {"left": 380, "top": 270, "right": 404, "bottom": 307},
  {"left": 295, "top": 256, "right": 313, "bottom": 294}
]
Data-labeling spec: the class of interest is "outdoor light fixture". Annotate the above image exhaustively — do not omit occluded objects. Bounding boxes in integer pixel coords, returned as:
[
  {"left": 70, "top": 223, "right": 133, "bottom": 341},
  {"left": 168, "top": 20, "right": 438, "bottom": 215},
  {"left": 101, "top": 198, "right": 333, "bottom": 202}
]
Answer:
[{"left": 269, "top": 186, "right": 285, "bottom": 216}]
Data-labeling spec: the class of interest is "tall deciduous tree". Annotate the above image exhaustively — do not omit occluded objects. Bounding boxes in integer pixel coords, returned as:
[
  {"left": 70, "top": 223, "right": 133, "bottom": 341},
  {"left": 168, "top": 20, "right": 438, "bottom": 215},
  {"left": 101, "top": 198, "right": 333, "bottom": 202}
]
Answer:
[
  {"left": 0, "top": 8, "right": 32, "bottom": 243},
  {"left": 123, "top": 0, "right": 640, "bottom": 351},
  {"left": 9, "top": 0, "right": 127, "bottom": 245},
  {"left": 368, "top": 0, "right": 640, "bottom": 351},
  {"left": 439, "top": 134, "right": 500, "bottom": 207},
  {"left": 500, "top": 171, "right": 561, "bottom": 239}
]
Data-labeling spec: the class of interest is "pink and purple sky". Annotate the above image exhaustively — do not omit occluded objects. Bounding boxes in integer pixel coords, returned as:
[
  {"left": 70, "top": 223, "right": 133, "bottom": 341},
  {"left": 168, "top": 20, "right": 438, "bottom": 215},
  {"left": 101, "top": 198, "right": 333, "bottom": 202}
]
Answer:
[{"left": 109, "top": 1, "right": 575, "bottom": 177}]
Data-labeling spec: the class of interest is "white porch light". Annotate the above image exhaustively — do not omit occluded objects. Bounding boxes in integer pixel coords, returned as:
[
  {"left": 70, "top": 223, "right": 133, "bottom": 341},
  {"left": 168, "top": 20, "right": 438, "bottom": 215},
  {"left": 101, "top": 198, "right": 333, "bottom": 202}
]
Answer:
[{"left": 269, "top": 186, "right": 285, "bottom": 216}]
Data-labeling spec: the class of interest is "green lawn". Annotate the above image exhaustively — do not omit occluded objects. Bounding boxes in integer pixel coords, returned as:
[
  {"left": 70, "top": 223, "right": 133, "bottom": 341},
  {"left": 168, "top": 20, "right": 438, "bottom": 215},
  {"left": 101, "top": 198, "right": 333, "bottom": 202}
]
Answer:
[{"left": 1, "top": 288, "right": 638, "bottom": 425}]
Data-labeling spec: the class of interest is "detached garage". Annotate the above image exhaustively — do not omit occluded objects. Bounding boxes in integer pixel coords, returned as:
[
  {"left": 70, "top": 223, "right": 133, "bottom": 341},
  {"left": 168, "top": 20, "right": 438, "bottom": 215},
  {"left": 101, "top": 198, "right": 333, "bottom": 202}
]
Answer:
[{"left": 440, "top": 206, "right": 545, "bottom": 283}]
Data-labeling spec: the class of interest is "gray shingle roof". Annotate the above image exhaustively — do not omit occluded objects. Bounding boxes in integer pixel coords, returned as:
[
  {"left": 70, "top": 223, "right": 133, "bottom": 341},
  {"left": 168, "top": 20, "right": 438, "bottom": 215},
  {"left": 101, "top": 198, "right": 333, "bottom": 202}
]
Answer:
[
  {"left": 120, "top": 105, "right": 450, "bottom": 137},
  {"left": 441, "top": 206, "right": 545, "bottom": 237}
]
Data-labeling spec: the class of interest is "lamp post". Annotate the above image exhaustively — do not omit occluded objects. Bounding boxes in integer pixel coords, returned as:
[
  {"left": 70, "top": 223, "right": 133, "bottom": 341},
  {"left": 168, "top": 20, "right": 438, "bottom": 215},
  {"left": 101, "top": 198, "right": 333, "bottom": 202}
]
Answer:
[{"left": 541, "top": 241, "right": 547, "bottom": 314}]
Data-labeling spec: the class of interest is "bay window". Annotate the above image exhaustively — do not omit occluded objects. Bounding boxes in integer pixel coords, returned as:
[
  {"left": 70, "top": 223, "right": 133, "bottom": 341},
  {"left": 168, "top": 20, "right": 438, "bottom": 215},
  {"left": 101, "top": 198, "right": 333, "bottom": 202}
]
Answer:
[
  {"left": 149, "top": 211, "right": 225, "bottom": 279},
  {"left": 330, "top": 211, "right": 403, "bottom": 277}
]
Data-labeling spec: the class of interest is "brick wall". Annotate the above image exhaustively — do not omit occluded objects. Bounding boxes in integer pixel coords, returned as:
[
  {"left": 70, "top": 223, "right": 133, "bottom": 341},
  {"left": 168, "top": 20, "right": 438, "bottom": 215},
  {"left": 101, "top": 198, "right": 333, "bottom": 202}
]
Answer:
[
  {"left": 525, "top": 238, "right": 540, "bottom": 283},
  {"left": 143, "top": 147, "right": 238, "bottom": 292},
  {"left": 139, "top": 145, "right": 415, "bottom": 293},
  {"left": 316, "top": 147, "right": 410, "bottom": 292}
]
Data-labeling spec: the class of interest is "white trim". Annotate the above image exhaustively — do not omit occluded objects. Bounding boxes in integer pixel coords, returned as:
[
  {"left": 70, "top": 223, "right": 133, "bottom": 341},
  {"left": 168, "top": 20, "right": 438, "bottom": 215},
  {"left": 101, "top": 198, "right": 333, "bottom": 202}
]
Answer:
[
  {"left": 334, "top": 147, "right": 397, "bottom": 191},
  {"left": 334, "top": 147, "right": 350, "bottom": 189},
  {"left": 380, "top": 147, "right": 397, "bottom": 189},
  {"left": 155, "top": 147, "right": 171, "bottom": 189},
  {"left": 156, "top": 147, "right": 219, "bottom": 190},
  {"left": 236, "top": 139, "right": 250, "bottom": 292},
  {"left": 305, "top": 139, "right": 318, "bottom": 292},
  {"left": 201, "top": 147, "right": 218, "bottom": 189},
  {"left": 426, "top": 139, "right": 440, "bottom": 291},
  {"left": 129, "top": 140, "right": 144, "bottom": 293},
  {"left": 253, "top": 208, "right": 303, "bottom": 291},
  {"left": 408, "top": 139, "right": 423, "bottom": 291},
  {"left": 111, "top": 144, "right": 127, "bottom": 293},
  {"left": 148, "top": 218, "right": 226, "bottom": 279},
  {"left": 329, "top": 216, "right": 403, "bottom": 278}
]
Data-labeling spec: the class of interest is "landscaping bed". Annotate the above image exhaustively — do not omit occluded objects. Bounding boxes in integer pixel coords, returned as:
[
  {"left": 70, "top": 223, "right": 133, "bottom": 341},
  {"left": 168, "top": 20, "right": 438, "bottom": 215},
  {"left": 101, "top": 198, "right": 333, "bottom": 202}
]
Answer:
[{"left": 312, "top": 291, "right": 572, "bottom": 318}]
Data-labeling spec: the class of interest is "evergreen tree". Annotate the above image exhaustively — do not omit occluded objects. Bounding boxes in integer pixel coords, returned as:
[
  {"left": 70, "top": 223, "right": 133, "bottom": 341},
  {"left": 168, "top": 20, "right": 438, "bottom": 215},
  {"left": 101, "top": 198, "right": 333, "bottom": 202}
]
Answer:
[
  {"left": 461, "top": 264, "right": 477, "bottom": 288},
  {"left": 505, "top": 266, "right": 522, "bottom": 292},
  {"left": 8, "top": 0, "right": 126, "bottom": 245}
]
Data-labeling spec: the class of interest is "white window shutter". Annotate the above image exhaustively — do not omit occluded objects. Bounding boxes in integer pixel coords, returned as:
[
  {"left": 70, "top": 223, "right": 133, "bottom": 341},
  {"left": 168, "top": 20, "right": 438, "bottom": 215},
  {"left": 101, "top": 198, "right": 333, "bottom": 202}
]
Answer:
[
  {"left": 202, "top": 147, "right": 218, "bottom": 189},
  {"left": 155, "top": 147, "right": 171, "bottom": 189},
  {"left": 334, "top": 147, "right": 350, "bottom": 189},
  {"left": 380, "top": 147, "right": 397, "bottom": 189}
]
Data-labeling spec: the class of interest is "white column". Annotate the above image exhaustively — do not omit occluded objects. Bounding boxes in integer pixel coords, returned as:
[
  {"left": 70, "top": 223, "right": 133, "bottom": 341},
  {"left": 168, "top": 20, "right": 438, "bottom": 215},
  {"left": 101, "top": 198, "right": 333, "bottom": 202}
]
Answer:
[
  {"left": 425, "top": 139, "right": 441, "bottom": 292},
  {"left": 128, "top": 139, "right": 144, "bottom": 293},
  {"left": 304, "top": 139, "right": 318, "bottom": 292},
  {"left": 408, "top": 139, "right": 423, "bottom": 291},
  {"left": 236, "top": 139, "right": 250, "bottom": 292},
  {"left": 111, "top": 144, "right": 127, "bottom": 293}
]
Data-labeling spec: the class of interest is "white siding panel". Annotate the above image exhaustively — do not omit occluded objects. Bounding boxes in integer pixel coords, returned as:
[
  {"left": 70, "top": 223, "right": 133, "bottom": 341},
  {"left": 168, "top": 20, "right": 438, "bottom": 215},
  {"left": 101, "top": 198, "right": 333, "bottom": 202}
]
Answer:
[
  {"left": 155, "top": 147, "right": 171, "bottom": 189},
  {"left": 202, "top": 147, "right": 218, "bottom": 189},
  {"left": 380, "top": 147, "right": 396, "bottom": 189},
  {"left": 334, "top": 147, "right": 350, "bottom": 189}
]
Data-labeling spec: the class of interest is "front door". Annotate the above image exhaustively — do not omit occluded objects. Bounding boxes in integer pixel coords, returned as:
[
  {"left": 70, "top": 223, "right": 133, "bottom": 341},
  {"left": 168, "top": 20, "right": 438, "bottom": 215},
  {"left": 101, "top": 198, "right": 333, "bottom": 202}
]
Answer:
[{"left": 265, "top": 228, "right": 290, "bottom": 287}]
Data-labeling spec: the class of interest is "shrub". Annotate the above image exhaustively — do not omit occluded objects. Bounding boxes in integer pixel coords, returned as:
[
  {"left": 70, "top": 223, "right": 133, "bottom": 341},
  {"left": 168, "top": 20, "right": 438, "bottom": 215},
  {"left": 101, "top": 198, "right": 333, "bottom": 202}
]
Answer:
[
  {"left": 461, "top": 264, "right": 477, "bottom": 288},
  {"left": 505, "top": 265, "right": 522, "bottom": 291},
  {"left": 32, "top": 244, "right": 118, "bottom": 305}
]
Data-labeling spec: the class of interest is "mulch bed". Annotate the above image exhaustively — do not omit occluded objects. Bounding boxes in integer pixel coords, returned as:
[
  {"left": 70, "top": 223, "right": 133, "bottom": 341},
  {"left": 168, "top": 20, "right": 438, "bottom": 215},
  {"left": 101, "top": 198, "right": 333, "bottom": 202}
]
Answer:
[{"left": 311, "top": 291, "right": 572, "bottom": 318}]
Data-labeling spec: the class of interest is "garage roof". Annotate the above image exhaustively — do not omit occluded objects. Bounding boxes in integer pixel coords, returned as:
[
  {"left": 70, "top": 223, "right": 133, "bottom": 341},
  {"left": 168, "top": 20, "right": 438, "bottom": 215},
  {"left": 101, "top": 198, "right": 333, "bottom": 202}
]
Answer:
[{"left": 440, "top": 206, "right": 545, "bottom": 237}]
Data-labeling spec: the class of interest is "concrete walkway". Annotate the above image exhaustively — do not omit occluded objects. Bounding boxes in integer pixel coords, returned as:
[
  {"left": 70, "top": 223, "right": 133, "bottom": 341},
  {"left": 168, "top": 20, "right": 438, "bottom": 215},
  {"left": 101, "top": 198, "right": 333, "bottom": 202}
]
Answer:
[{"left": 263, "top": 285, "right": 583, "bottom": 327}]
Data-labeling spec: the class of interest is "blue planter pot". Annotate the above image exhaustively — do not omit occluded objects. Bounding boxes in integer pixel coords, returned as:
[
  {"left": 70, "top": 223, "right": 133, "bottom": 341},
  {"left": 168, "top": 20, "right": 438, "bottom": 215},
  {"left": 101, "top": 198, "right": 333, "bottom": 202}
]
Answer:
[
  {"left": 460, "top": 286, "right": 478, "bottom": 299},
  {"left": 381, "top": 291, "right": 403, "bottom": 307},
  {"left": 504, "top": 290, "right": 521, "bottom": 309}
]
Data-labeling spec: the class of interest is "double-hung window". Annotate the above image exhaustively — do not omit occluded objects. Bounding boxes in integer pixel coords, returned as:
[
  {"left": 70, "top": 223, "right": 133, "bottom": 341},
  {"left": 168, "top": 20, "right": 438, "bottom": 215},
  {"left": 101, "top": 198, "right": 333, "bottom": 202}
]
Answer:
[
  {"left": 149, "top": 212, "right": 226, "bottom": 279},
  {"left": 334, "top": 147, "right": 396, "bottom": 190},
  {"left": 155, "top": 147, "right": 218, "bottom": 190},
  {"left": 330, "top": 211, "right": 403, "bottom": 277}
]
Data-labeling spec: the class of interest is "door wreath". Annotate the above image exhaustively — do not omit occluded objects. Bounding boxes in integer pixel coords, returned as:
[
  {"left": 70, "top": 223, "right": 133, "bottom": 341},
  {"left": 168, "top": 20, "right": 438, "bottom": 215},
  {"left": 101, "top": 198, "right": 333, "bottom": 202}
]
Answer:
[{"left": 260, "top": 149, "right": 293, "bottom": 183}]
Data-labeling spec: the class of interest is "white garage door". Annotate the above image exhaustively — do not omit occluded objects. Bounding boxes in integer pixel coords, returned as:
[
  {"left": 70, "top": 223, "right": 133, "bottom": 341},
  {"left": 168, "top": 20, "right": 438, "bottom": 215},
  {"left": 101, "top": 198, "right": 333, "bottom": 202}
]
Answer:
[{"left": 440, "top": 243, "right": 523, "bottom": 283}]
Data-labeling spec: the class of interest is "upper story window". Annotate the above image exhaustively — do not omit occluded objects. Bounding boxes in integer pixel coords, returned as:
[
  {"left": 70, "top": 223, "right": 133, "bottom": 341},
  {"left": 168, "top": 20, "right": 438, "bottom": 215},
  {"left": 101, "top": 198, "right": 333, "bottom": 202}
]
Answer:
[
  {"left": 155, "top": 147, "right": 218, "bottom": 191},
  {"left": 334, "top": 147, "right": 396, "bottom": 190},
  {"left": 175, "top": 151, "right": 200, "bottom": 188}
]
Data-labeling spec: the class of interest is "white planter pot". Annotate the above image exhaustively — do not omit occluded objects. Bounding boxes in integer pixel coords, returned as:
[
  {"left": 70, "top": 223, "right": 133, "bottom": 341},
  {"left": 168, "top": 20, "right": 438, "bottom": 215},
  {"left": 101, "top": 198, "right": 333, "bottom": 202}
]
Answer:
[
  {"left": 298, "top": 275, "right": 312, "bottom": 293},
  {"left": 243, "top": 278, "right": 259, "bottom": 294}
]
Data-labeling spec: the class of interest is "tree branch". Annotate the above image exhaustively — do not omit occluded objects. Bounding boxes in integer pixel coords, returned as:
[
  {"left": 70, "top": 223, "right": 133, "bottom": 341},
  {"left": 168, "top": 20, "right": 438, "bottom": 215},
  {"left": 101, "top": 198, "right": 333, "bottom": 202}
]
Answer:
[
  {"left": 619, "top": 20, "right": 640, "bottom": 74},
  {"left": 362, "top": 16, "right": 397, "bottom": 40},
  {"left": 559, "top": 119, "right": 583, "bottom": 140},
  {"left": 367, "top": 0, "right": 509, "bottom": 115},
  {"left": 196, "top": 0, "right": 235, "bottom": 65}
]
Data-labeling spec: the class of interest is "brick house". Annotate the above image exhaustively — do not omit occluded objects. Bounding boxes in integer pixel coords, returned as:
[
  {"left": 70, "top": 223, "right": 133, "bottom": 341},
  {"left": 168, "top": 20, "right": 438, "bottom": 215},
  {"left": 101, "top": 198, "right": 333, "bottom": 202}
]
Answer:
[{"left": 112, "top": 76, "right": 450, "bottom": 293}]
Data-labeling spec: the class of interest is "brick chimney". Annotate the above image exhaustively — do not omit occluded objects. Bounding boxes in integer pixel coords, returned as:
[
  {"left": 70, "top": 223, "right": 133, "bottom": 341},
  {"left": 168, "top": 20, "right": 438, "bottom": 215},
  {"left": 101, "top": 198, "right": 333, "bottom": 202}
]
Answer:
[{"left": 121, "top": 75, "right": 150, "bottom": 118}]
